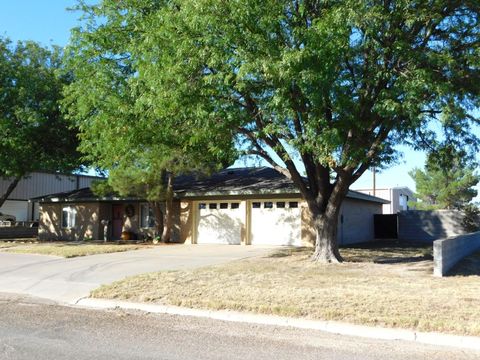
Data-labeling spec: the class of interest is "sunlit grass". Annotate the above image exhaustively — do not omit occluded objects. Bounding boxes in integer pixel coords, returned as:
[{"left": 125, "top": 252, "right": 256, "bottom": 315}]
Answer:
[
  {"left": 0, "top": 241, "right": 152, "bottom": 258},
  {"left": 92, "top": 242, "right": 480, "bottom": 336}
]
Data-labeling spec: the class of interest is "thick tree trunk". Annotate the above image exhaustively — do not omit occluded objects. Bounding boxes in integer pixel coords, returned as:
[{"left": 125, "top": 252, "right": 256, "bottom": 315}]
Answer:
[
  {"left": 161, "top": 173, "right": 174, "bottom": 243},
  {"left": 311, "top": 209, "right": 343, "bottom": 263},
  {"left": 308, "top": 179, "right": 350, "bottom": 263},
  {"left": 0, "top": 176, "right": 22, "bottom": 209},
  {"left": 152, "top": 201, "right": 164, "bottom": 239}
]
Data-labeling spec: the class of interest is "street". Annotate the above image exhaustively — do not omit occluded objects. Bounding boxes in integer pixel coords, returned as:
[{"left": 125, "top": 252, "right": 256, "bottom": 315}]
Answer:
[{"left": 0, "top": 293, "right": 478, "bottom": 360}]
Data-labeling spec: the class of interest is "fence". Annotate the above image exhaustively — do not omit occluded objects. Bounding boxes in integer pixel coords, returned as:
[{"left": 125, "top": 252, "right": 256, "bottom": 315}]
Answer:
[
  {"left": 398, "top": 210, "right": 468, "bottom": 243},
  {"left": 0, "top": 222, "right": 38, "bottom": 239}
]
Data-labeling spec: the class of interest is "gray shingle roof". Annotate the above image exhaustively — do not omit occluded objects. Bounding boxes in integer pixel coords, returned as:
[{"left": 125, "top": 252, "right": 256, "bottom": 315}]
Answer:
[{"left": 32, "top": 167, "right": 389, "bottom": 204}]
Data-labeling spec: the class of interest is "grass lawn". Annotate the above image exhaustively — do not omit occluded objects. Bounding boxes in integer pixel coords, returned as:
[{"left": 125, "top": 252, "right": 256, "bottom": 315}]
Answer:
[
  {"left": 91, "top": 241, "right": 480, "bottom": 336},
  {"left": 0, "top": 241, "right": 152, "bottom": 258}
]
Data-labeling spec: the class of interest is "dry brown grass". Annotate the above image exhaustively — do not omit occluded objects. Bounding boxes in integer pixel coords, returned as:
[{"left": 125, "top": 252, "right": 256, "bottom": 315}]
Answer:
[
  {"left": 0, "top": 241, "right": 151, "bottom": 258},
  {"left": 0, "top": 241, "right": 22, "bottom": 249},
  {"left": 91, "top": 241, "right": 480, "bottom": 336}
]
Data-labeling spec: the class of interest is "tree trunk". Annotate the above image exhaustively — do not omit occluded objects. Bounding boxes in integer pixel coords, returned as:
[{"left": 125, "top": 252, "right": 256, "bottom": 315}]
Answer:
[
  {"left": 152, "top": 201, "right": 164, "bottom": 239},
  {"left": 0, "top": 176, "right": 22, "bottom": 209},
  {"left": 308, "top": 181, "right": 350, "bottom": 263},
  {"left": 161, "top": 172, "right": 174, "bottom": 243},
  {"left": 311, "top": 208, "right": 343, "bottom": 263}
]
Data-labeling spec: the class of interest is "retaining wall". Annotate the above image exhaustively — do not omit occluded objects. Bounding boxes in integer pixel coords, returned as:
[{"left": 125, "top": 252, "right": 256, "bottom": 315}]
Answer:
[
  {"left": 398, "top": 210, "right": 467, "bottom": 243},
  {"left": 433, "top": 232, "right": 480, "bottom": 276}
]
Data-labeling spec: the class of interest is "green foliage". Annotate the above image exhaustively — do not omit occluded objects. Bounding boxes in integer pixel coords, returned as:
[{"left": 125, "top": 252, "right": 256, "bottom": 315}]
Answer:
[
  {"left": 90, "top": 179, "right": 115, "bottom": 197},
  {"left": 409, "top": 146, "right": 480, "bottom": 209},
  {"left": 65, "top": 0, "right": 480, "bottom": 260},
  {"left": 65, "top": 0, "right": 237, "bottom": 241},
  {"left": 64, "top": 0, "right": 237, "bottom": 202},
  {"left": 461, "top": 204, "right": 480, "bottom": 233},
  {"left": 0, "top": 37, "right": 83, "bottom": 180}
]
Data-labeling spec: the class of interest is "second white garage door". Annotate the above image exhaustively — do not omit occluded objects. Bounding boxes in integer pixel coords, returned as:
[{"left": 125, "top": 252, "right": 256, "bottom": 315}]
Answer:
[
  {"left": 196, "top": 201, "right": 244, "bottom": 244},
  {"left": 250, "top": 200, "right": 301, "bottom": 246}
]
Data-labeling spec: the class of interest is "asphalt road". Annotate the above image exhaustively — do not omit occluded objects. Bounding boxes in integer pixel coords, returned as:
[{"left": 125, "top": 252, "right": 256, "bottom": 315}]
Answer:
[{"left": 0, "top": 293, "right": 478, "bottom": 360}]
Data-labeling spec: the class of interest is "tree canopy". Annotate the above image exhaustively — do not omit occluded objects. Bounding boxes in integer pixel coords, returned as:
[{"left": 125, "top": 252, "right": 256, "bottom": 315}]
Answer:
[
  {"left": 0, "top": 37, "right": 83, "bottom": 207},
  {"left": 64, "top": 0, "right": 236, "bottom": 239},
  {"left": 410, "top": 145, "right": 479, "bottom": 210},
  {"left": 68, "top": 0, "right": 479, "bottom": 261}
]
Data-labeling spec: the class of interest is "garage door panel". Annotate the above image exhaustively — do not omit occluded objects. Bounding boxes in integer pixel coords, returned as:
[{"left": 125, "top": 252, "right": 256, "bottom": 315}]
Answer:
[
  {"left": 196, "top": 202, "right": 244, "bottom": 244},
  {"left": 250, "top": 200, "right": 301, "bottom": 246}
]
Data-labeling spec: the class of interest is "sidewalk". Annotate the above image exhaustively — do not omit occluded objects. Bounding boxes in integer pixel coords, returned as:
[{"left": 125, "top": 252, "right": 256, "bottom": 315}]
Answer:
[{"left": 76, "top": 297, "right": 480, "bottom": 352}]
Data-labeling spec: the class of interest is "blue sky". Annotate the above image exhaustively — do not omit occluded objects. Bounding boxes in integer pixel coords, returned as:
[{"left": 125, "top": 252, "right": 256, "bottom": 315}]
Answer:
[{"left": 2, "top": 1, "right": 474, "bottom": 195}]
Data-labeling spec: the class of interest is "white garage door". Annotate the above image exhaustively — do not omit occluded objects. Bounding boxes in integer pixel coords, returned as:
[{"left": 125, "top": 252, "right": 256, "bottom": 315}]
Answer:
[
  {"left": 250, "top": 200, "right": 301, "bottom": 246},
  {"left": 196, "top": 201, "right": 244, "bottom": 244}
]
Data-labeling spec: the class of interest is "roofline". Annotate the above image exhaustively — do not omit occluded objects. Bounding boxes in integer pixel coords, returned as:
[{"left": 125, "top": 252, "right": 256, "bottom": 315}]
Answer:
[
  {"left": 38, "top": 196, "right": 142, "bottom": 204},
  {"left": 176, "top": 187, "right": 299, "bottom": 198},
  {"left": 36, "top": 189, "right": 389, "bottom": 204},
  {"left": 355, "top": 186, "right": 415, "bottom": 192},
  {"left": 28, "top": 170, "right": 105, "bottom": 180},
  {"left": 346, "top": 190, "right": 390, "bottom": 204}
]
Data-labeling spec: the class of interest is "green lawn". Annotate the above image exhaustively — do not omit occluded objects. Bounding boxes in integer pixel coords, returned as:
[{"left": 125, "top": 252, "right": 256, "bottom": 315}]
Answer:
[{"left": 91, "top": 241, "right": 480, "bottom": 336}]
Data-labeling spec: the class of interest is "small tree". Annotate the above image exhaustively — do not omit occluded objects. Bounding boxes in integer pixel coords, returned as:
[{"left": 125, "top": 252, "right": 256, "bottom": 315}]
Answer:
[
  {"left": 0, "top": 38, "right": 83, "bottom": 207},
  {"left": 64, "top": 2, "right": 236, "bottom": 240},
  {"left": 410, "top": 146, "right": 479, "bottom": 210}
]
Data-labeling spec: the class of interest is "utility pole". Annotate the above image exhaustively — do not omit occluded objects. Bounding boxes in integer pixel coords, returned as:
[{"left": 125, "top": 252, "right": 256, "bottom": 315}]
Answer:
[{"left": 372, "top": 167, "right": 376, "bottom": 196}]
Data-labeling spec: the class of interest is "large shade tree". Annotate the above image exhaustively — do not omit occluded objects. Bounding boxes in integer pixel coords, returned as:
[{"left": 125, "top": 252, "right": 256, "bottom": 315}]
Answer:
[
  {"left": 0, "top": 38, "right": 83, "bottom": 208},
  {"left": 64, "top": 1, "right": 236, "bottom": 240},
  {"left": 70, "top": 0, "right": 479, "bottom": 261}
]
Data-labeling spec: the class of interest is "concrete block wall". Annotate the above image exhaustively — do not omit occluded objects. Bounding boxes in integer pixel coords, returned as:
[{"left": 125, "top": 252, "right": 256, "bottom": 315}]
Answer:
[
  {"left": 433, "top": 232, "right": 480, "bottom": 276},
  {"left": 398, "top": 210, "right": 467, "bottom": 243}
]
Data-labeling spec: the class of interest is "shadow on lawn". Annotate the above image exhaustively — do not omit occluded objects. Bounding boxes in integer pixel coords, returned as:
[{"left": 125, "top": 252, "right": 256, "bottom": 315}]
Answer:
[
  {"left": 448, "top": 251, "right": 480, "bottom": 276},
  {"left": 267, "top": 240, "right": 434, "bottom": 267},
  {"left": 340, "top": 240, "right": 433, "bottom": 265}
]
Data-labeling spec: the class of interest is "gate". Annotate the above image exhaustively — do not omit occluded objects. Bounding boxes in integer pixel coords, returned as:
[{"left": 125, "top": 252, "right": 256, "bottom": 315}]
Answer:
[{"left": 374, "top": 214, "right": 398, "bottom": 239}]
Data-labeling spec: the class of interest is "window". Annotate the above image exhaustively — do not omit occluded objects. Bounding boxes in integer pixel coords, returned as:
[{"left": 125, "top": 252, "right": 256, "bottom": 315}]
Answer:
[
  {"left": 62, "top": 207, "right": 76, "bottom": 228},
  {"left": 209, "top": 203, "right": 217, "bottom": 210},
  {"left": 231, "top": 203, "right": 240, "bottom": 209},
  {"left": 399, "top": 194, "right": 409, "bottom": 210},
  {"left": 252, "top": 202, "right": 261, "bottom": 208},
  {"left": 289, "top": 202, "right": 298, "bottom": 208},
  {"left": 199, "top": 203, "right": 206, "bottom": 210},
  {"left": 264, "top": 202, "right": 273, "bottom": 209},
  {"left": 220, "top": 203, "right": 229, "bottom": 209},
  {"left": 140, "top": 204, "right": 155, "bottom": 228},
  {"left": 276, "top": 202, "right": 285, "bottom": 208}
]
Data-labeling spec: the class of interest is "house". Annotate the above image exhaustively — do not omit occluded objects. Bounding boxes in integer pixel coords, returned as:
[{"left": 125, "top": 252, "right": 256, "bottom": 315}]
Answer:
[
  {"left": 355, "top": 187, "right": 416, "bottom": 214},
  {"left": 0, "top": 172, "right": 103, "bottom": 222},
  {"left": 35, "top": 167, "right": 388, "bottom": 246}
]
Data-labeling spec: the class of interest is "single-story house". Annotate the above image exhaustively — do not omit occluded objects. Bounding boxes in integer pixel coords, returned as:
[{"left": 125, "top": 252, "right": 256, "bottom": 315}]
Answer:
[{"left": 34, "top": 167, "right": 388, "bottom": 246}]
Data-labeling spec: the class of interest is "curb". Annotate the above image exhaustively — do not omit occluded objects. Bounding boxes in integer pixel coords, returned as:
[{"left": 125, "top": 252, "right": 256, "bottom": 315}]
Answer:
[{"left": 75, "top": 298, "right": 480, "bottom": 351}]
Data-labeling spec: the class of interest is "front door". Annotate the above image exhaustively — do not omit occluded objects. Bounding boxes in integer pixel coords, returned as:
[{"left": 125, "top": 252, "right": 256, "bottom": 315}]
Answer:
[{"left": 112, "top": 205, "right": 124, "bottom": 240}]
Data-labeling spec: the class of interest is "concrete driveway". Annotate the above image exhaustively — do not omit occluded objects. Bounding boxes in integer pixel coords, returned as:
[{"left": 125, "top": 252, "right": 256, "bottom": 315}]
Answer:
[{"left": 0, "top": 244, "right": 273, "bottom": 304}]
